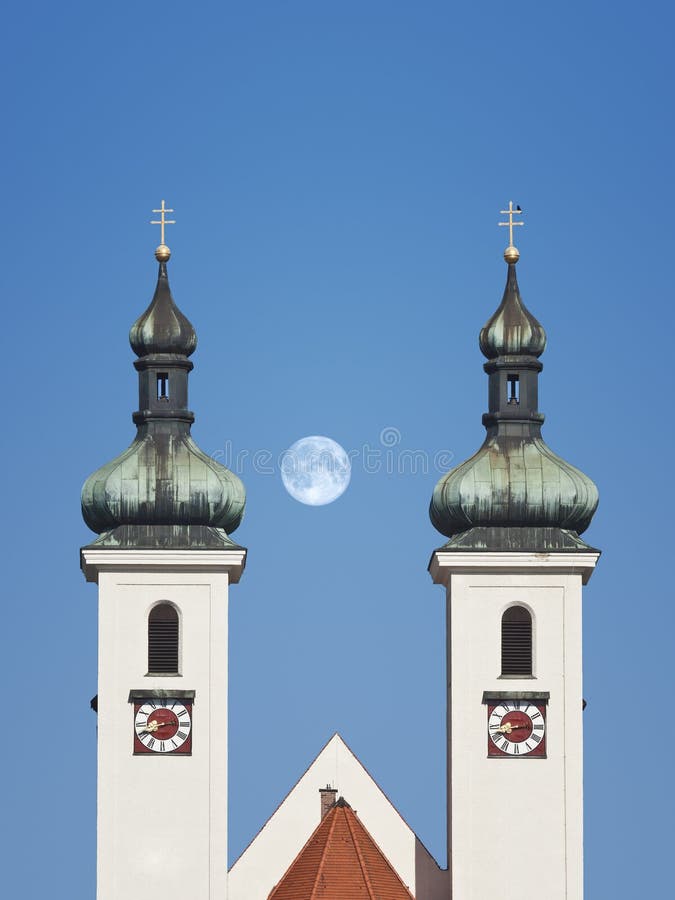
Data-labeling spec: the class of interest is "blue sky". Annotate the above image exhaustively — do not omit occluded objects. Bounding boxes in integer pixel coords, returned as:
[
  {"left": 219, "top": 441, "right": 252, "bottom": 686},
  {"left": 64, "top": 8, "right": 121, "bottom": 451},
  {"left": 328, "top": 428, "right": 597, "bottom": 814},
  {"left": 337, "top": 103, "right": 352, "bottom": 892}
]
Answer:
[{"left": 1, "top": 2, "right": 673, "bottom": 896}]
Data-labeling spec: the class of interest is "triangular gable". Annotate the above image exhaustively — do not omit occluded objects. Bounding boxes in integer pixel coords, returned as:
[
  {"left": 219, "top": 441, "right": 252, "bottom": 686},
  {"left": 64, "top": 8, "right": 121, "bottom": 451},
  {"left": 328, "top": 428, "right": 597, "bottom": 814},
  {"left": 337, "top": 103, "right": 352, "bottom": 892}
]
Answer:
[{"left": 228, "top": 733, "right": 447, "bottom": 900}]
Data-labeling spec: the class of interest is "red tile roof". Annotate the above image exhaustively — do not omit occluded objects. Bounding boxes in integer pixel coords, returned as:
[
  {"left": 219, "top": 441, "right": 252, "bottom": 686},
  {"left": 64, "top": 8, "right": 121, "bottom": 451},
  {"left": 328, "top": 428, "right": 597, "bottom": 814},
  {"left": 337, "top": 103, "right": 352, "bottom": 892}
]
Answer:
[{"left": 267, "top": 797, "right": 415, "bottom": 900}]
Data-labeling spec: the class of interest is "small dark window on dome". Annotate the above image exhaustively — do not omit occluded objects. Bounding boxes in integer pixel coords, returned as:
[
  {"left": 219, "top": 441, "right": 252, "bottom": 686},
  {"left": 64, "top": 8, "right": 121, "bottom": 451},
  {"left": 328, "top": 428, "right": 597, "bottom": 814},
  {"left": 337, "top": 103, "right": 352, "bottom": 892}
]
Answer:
[
  {"left": 157, "top": 373, "right": 169, "bottom": 400},
  {"left": 148, "top": 603, "right": 179, "bottom": 674},
  {"left": 501, "top": 605, "right": 532, "bottom": 676},
  {"left": 507, "top": 374, "right": 520, "bottom": 405}
]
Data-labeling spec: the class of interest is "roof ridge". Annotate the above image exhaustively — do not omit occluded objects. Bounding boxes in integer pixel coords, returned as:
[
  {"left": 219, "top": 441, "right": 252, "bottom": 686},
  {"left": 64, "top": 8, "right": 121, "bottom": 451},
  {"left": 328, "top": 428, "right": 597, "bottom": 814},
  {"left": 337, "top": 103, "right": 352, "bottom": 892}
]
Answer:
[
  {"left": 344, "top": 806, "right": 378, "bottom": 900},
  {"left": 309, "top": 806, "right": 340, "bottom": 900}
]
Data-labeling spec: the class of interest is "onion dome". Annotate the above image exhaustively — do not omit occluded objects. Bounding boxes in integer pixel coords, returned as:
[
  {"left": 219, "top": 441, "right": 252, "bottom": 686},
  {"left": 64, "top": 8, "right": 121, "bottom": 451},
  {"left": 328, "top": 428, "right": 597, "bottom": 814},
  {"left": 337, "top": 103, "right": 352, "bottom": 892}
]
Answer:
[
  {"left": 129, "top": 262, "right": 197, "bottom": 357},
  {"left": 430, "top": 237, "right": 598, "bottom": 552},
  {"left": 479, "top": 264, "right": 546, "bottom": 359},
  {"left": 81, "top": 243, "right": 245, "bottom": 550}
]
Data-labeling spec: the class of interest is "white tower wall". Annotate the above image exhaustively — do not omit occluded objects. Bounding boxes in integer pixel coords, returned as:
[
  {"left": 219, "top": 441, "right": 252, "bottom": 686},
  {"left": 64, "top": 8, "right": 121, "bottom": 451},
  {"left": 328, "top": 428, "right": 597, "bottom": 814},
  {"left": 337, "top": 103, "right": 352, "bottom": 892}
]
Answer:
[
  {"left": 430, "top": 551, "right": 598, "bottom": 900},
  {"left": 82, "top": 548, "right": 245, "bottom": 900}
]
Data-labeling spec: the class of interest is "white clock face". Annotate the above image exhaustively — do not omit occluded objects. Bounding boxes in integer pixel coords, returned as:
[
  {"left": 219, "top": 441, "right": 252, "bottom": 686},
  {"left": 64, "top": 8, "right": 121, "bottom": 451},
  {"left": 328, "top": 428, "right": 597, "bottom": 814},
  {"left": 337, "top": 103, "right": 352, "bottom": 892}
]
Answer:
[
  {"left": 134, "top": 700, "right": 192, "bottom": 753},
  {"left": 488, "top": 701, "right": 545, "bottom": 756}
]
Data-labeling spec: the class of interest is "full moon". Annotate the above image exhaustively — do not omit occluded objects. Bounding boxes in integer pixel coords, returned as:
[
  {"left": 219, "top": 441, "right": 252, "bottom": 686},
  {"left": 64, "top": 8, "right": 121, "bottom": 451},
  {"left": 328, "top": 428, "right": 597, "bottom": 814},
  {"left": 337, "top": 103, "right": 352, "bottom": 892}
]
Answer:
[{"left": 281, "top": 435, "right": 351, "bottom": 506}]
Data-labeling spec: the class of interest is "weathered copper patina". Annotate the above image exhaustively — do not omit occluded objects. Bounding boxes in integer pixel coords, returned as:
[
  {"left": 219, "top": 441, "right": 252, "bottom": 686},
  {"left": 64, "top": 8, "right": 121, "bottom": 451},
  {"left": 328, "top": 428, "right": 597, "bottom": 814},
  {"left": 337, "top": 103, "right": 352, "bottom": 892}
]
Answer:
[
  {"left": 430, "top": 261, "right": 598, "bottom": 551},
  {"left": 81, "top": 260, "right": 245, "bottom": 550}
]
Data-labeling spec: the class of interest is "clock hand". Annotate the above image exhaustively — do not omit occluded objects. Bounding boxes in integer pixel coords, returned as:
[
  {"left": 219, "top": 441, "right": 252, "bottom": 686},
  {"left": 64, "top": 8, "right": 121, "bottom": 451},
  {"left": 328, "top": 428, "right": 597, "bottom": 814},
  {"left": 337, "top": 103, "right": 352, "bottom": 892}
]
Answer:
[
  {"left": 492, "top": 723, "right": 531, "bottom": 735},
  {"left": 140, "top": 718, "right": 178, "bottom": 733},
  {"left": 491, "top": 723, "right": 513, "bottom": 734},
  {"left": 139, "top": 720, "right": 160, "bottom": 733}
]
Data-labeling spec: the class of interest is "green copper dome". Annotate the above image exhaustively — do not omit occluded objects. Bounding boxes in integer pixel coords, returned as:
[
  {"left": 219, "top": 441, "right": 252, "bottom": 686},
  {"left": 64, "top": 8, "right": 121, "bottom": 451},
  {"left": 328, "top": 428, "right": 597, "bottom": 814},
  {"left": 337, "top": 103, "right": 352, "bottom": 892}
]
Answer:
[
  {"left": 430, "top": 259, "right": 598, "bottom": 552},
  {"left": 129, "top": 263, "right": 198, "bottom": 357},
  {"left": 479, "top": 264, "right": 546, "bottom": 359},
  {"left": 81, "top": 259, "right": 245, "bottom": 550}
]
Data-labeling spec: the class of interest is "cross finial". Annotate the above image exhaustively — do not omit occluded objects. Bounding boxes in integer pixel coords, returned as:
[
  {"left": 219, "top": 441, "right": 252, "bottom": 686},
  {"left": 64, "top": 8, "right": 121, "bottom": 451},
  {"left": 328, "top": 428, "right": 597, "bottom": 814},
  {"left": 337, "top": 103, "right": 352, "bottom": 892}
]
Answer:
[
  {"left": 151, "top": 200, "right": 176, "bottom": 262},
  {"left": 498, "top": 201, "right": 523, "bottom": 263}
]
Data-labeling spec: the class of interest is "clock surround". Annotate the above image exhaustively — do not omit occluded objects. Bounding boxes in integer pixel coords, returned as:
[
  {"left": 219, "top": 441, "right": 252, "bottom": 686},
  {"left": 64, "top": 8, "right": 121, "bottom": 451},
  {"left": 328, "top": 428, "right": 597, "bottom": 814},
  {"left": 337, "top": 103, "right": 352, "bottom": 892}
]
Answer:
[
  {"left": 129, "top": 689, "right": 195, "bottom": 756},
  {"left": 483, "top": 691, "right": 549, "bottom": 759}
]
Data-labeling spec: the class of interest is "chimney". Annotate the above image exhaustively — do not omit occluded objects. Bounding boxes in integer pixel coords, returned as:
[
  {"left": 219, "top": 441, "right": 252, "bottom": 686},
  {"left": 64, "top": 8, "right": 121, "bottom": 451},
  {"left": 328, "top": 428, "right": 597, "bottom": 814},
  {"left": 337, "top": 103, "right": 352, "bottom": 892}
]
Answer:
[{"left": 319, "top": 785, "right": 338, "bottom": 819}]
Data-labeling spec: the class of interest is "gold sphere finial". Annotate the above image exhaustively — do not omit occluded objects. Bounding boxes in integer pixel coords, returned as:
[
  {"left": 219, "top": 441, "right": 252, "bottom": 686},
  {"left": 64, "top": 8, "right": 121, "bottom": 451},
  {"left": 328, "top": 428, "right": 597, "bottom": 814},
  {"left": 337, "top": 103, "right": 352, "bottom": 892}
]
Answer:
[
  {"left": 498, "top": 201, "right": 524, "bottom": 264},
  {"left": 155, "top": 244, "right": 171, "bottom": 262},
  {"left": 504, "top": 245, "right": 520, "bottom": 264},
  {"left": 151, "top": 200, "right": 176, "bottom": 263}
]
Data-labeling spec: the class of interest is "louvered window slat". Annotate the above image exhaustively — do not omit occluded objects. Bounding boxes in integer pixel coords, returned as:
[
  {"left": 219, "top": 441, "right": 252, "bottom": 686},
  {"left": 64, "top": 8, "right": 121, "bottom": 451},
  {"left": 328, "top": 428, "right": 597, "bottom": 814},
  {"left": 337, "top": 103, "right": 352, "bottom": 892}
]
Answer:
[
  {"left": 148, "top": 604, "right": 179, "bottom": 673},
  {"left": 501, "top": 606, "right": 532, "bottom": 675}
]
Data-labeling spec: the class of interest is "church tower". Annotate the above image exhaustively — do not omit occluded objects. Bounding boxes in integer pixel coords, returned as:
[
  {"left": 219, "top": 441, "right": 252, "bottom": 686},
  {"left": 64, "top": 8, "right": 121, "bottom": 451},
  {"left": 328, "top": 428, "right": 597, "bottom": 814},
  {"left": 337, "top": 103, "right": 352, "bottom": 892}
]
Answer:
[
  {"left": 429, "top": 205, "right": 599, "bottom": 900},
  {"left": 80, "top": 209, "right": 246, "bottom": 900}
]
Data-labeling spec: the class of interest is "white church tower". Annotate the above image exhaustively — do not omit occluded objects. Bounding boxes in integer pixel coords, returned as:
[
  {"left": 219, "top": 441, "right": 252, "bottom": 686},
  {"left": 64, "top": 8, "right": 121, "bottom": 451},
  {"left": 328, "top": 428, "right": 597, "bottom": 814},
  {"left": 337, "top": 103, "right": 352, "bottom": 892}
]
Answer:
[
  {"left": 80, "top": 209, "right": 246, "bottom": 900},
  {"left": 429, "top": 205, "right": 600, "bottom": 900}
]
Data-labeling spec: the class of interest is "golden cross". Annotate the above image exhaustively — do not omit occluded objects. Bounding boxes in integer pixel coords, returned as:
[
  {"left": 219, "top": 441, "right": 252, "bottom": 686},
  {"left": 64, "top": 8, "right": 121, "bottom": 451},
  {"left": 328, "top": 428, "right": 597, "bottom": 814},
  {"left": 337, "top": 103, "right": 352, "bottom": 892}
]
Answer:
[
  {"left": 498, "top": 201, "right": 524, "bottom": 247},
  {"left": 151, "top": 200, "right": 176, "bottom": 246}
]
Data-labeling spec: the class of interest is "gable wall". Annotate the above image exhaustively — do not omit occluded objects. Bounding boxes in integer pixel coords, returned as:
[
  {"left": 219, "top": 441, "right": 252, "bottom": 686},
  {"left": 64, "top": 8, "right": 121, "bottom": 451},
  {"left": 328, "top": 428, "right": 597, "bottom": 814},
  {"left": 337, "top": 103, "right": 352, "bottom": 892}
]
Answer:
[{"left": 228, "top": 734, "right": 448, "bottom": 899}]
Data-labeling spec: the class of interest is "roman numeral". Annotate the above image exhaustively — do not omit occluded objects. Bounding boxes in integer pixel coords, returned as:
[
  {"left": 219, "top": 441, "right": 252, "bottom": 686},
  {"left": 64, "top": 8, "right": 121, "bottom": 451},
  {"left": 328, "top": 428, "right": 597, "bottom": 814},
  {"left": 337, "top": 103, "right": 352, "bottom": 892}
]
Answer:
[
  {"left": 179, "top": 719, "right": 190, "bottom": 728},
  {"left": 177, "top": 731, "right": 187, "bottom": 740},
  {"left": 147, "top": 738, "right": 155, "bottom": 749},
  {"left": 533, "top": 724, "right": 544, "bottom": 731},
  {"left": 170, "top": 739, "right": 178, "bottom": 749},
  {"left": 531, "top": 733, "right": 541, "bottom": 743},
  {"left": 513, "top": 744, "right": 520, "bottom": 754},
  {"left": 159, "top": 741, "right": 165, "bottom": 752},
  {"left": 531, "top": 711, "right": 542, "bottom": 720}
]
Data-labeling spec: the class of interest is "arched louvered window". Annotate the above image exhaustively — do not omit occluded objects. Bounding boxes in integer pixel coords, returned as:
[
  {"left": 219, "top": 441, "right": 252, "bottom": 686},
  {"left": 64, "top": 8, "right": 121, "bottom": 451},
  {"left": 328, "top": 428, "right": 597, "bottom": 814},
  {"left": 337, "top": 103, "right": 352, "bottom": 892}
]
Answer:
[
  {"left": 148, "top": 603, "right": 179, "bottom": 674},
  {"left": 501, "top": 605, "right": 532, "bottom": 676}
]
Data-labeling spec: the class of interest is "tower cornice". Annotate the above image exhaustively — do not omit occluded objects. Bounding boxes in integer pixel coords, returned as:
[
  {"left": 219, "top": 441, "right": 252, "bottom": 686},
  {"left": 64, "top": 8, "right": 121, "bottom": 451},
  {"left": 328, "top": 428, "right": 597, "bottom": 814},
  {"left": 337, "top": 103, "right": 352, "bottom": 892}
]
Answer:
[
  {"left": 80, "top": 547, "right": 247, "bottom": 583},
  {"left": 428, "top": 548, "right": 600, "bottom": 586}
]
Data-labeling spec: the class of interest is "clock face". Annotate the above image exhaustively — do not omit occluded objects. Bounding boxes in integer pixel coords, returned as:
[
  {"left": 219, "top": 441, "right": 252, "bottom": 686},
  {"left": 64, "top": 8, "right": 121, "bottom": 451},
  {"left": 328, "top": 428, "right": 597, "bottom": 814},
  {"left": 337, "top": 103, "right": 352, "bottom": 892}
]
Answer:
[
  {"left": 133, "top": 700, "right": 192, "bottom": 755},
  {"left": 487, "top": 700, "right": 546, "bottom": 758}
]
